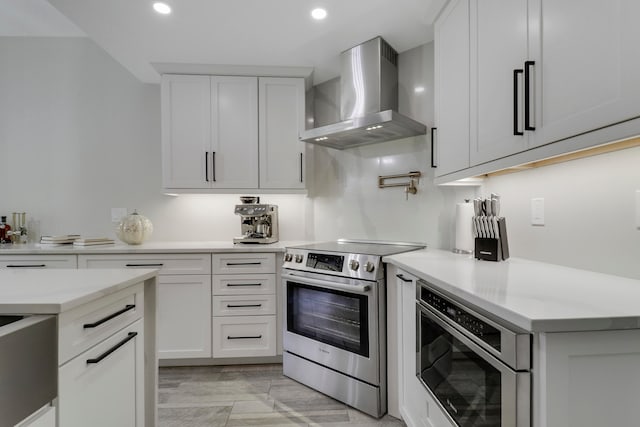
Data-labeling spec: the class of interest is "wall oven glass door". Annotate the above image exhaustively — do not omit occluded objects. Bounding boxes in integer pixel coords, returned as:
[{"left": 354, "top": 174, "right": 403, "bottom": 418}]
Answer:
[
  {"left": 282, "top": 270, "right": 380, "bottom": 385},
  {"left": 417, "top": 303, "right": 528, "bottom": 427}
]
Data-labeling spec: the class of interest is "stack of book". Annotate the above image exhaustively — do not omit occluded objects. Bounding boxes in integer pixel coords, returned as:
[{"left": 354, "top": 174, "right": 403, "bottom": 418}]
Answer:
[
  {"left": 73, "top": 237, "right": 115, "bottom": 247},
  {"left": 39, "top": 235, "right": 81, "bottom": 246}
]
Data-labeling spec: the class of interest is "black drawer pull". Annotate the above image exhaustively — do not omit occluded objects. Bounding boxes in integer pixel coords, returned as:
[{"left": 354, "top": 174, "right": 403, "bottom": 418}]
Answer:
[
  {"left": 83, "top": 304, "right": 136, "bottom": 329},
  {"left": 227, "top": 335, "right": 262, "bottom": 340},
  {"left": 125, "top": 263, "right": 164, "bottom": 267},
  {"left": 226, "top": 283, "right": 262, "bottom": 287},
  {"left": 226, "top": 304, "right": 262, "bottom": 308},
  {"left": 225, "top": 262, "right": 262, "bottom": 266},
  {"left": 396, "top": 274, "right": 412, "bottom": 283},
  {"left": 6, "top": 264, "right": 46, "bottom": 268},
  {"left": 86, "top": 332, "right": 137, "bottom": 364}
]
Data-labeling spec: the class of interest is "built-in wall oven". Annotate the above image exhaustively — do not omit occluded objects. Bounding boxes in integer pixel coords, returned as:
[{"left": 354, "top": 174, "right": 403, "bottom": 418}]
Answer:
[
  {"left": 416, "top": 279, "right": 531, "bottom": 427},
  {"left": 282, "top": 240, "right": 424, "bottom": 418}
]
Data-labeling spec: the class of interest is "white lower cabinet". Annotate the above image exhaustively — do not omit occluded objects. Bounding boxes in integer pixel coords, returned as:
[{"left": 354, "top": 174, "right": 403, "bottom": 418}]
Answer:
[
  {"left": 0, "top": 254, "right": 77, "bottom": 269},
  {"left": 16, "top": 406, "right": 56, "bottom": 427},
  {"left": 59, "top": 319, "right": 144, "bottom": 427},
  {"left": 212, "top": 253, "right": 277, "bottom": 358},
  {"left": 79, "top": 253, "right": 212, "bottom": 359}
]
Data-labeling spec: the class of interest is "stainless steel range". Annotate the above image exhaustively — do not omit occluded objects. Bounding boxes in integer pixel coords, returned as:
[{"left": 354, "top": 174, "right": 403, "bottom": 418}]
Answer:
[{"left": 282, "top": 239, "right": 424, "bottom": 417}]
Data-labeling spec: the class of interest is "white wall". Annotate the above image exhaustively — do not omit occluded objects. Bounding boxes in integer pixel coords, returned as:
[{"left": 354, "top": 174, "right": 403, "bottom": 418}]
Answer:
[
  {"left": 308, "top": 43, "right": 476, "bottom": 247},
  {"left": 0, "top": 37, "right": 308, "bottom": 242},
  {"left": 482, "top": 146, "right": 640, "bottom": 279}
]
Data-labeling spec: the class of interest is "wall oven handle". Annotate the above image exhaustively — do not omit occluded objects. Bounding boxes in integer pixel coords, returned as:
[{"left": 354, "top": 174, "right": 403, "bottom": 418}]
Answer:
[{"left": 282, "top": 272, "right": 371, "bottom": 294}]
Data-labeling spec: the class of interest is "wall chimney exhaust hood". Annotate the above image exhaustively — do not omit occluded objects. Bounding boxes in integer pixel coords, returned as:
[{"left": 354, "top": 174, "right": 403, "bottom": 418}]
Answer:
[{"left": 301, "top": 37, "right": 427, "bottom": 149}]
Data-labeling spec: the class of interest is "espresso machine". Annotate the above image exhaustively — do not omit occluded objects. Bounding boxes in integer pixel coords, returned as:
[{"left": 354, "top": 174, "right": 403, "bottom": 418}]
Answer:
[{"left": 233, "top": 196, "right": 279, "bottom": 244}]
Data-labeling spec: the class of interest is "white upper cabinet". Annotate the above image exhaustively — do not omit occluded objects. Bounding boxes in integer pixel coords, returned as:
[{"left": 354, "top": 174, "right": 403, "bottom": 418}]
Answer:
[
  {"left": 161, "top": 74, "right": 306, "bottom": 192},
  {"left": 433, "top": 0, "right": 470, "bottom": 177},
  {"left": 529, "top": 0, "right": 640, "bottom": 148},
  {"left": 259, "top": 77, "right": 306, "bottom": 189},
  {"left": 470, "top": 0, "right": 530, "bottom": 165}
]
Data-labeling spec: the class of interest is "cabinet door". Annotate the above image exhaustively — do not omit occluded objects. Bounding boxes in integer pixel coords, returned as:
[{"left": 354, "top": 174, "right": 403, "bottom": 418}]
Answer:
[
  {"left": 59, "top": 319, "right": 144, "bottom": 427},
  {"left": 210, "top": 76, "right": 259, "bottom": 189},
  {"left": 470, "top": 0, "right": 530, "bottom": 166},
  {"left": 157, "top": 274, "right": 212, "bottom": 359},
  {"left": 434, "top": 0, "right": 470, "bottom": 177},
  {"left": 0, "top": 254, "right": 77, "bottom": 269},
  {"left": 161, "top": 74, "right": 211, "bottom": 189},
  {"left": 212, "top": 315, "right": 276, "bottom": 358},
  {"left": 258, "top": 77, "right": 306, "bottom": 189},
  {"left": 529, "top": 0, "right": 640, "bottom": 148}
]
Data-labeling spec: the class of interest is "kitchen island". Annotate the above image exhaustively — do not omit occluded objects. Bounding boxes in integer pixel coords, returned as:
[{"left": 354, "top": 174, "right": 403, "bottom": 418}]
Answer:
[
  {"left": 384, "top": 249, "right": 640, "bottom": 427},
  {"left": 0, "top": 268, "right": 157, "bottom": 427}
]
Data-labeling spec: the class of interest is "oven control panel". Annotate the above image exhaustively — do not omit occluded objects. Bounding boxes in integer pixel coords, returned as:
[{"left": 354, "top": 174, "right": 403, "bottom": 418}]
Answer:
[{"left": 282, "top": 249, "right": 382, "bottom": 280}]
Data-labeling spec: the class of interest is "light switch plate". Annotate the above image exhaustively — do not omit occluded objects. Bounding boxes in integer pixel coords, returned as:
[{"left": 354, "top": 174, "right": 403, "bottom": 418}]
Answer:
[
  {"left": 531, "top": 198, "right": 545, "bottom": 226},
  {"left": 636, "top": 190, "right": 640, "bottom": 229},
  {"left": 111, "top": 207, "right": 127, "bottom": 223}
]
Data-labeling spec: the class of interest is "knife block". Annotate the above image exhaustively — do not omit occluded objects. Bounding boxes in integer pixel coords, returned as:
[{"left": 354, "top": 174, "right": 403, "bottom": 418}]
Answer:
[{"left": 475, "top": 217, "right": 510, "bottom": 261}]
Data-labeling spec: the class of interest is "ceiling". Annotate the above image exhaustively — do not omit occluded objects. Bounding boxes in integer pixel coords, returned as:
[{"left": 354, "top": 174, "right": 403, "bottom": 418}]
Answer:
[{"left": 1, "top": 0, "right": 445, "bottom": 85}]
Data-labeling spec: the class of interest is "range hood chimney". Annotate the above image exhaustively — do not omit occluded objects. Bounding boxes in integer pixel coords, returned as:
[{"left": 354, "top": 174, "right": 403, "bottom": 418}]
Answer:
[{"left": 301, "top": 37, "right": 427, "bottom": 149}]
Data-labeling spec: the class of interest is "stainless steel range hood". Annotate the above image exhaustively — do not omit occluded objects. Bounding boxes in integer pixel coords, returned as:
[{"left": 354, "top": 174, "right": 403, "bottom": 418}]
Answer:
[{"left": 301, "top": 37, "right": 427, "bottom": 149}]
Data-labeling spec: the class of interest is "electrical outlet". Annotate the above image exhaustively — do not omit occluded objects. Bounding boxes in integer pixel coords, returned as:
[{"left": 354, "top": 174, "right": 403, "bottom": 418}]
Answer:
[
  {"left": 636, "top": 190, "right": 640, "bottom": 230},
  {"left": 531, "top": 198, "right": 545, "bottom": 226},
  {"left": 111, "top": 207, "right": 127, "bottom": 223}
]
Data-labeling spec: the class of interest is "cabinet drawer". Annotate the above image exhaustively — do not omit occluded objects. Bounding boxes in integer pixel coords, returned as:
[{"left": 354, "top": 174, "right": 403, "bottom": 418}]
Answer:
[
  {"left": 212, "top": 316, "right": 276, "bottom": 358},
  {"left": 78, "top": 253, "right": 211, "bottom": 275},
  {"left": 212, "top": 253, "right": 275, "bottom": 274},
  {"left": 212, "top": 295, "right": 276, "bottom": 316},
  {"left": 58, "top": 319, "right": 144, "bottom": 427},
  {"left": 58, "top": 283, "right": 144, "bottom": 365},
  {"left": 212, "top": 274, "right": 275, "bottom": 295},
  {"left": 0, "top": 255, "right": 77, "bottom": 269}
]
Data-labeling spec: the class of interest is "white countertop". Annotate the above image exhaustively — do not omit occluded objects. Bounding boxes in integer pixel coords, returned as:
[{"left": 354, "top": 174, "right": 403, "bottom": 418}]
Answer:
[
  {"left": 0, "top": 240, "right": 309, "bottom": 255},
  {"left": 0, "top": 268, "right": 157, "bottom": 314},
  {"left": 384, "top": 249, "right": 640, "bottom": 333}
]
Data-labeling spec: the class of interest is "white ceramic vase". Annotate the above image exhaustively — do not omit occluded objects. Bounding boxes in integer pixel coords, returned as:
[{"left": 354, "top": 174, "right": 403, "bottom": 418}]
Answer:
[{"left": 116, "top": 210, "right": 153, "bottom": 245}]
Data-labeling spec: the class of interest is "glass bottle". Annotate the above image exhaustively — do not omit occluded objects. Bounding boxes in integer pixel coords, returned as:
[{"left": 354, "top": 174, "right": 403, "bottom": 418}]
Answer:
[{"left": 0, "top": 216, "right": 11, "bottom": 244}]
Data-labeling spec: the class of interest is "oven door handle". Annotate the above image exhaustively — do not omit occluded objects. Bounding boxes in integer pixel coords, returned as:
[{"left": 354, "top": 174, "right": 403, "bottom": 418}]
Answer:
[{"left": 282, "top": 272, "right": 371, "bottom": 294}]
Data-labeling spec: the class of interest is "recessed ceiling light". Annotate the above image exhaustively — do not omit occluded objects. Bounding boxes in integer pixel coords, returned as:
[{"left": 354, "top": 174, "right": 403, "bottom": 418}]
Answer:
[
  {"left": 153, "top": 2, "right": 171, "bottom": 15},
  {"left": 311, "top": 8, "right": 327, "bottom": 20}
]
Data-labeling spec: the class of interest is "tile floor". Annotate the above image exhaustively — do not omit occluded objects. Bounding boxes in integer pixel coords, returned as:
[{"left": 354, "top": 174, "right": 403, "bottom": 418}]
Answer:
[{"left": 158, "top": 364, "right": 406, "bottom": 427}]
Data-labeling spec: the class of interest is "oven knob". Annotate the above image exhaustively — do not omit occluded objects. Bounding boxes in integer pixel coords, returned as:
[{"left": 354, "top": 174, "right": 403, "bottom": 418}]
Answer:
[
  {"left": 284, "top": 253, "right": 293, "bottom": 262},
  {"left": 364, "top": 262, "right": 375, "bottom": 273},
  {"left": 294, "top": 254, "right": 304, "bottom": 263},
  {"left": 349, "top": 260, "right": 360, "bottom": 271}
]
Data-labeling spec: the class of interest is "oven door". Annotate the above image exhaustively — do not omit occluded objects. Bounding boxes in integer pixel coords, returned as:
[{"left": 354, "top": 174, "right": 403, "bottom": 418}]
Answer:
[
  {"left": 416, "top": 302, "right": 530, "bottom": 427},
  {"left": 282, "top": 269, "right": 381, "bottom": 385}
]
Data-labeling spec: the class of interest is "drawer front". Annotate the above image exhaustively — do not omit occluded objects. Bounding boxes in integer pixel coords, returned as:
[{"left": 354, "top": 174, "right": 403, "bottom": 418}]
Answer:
[
  {"left": 78, "top": 253, "right": 211, "bottom": 275},
  {"left": 212, "top": 295, "right": 276, "bottom": 316},
  {"left": 212, "top": 316, "right": 276, "bottom": 358},
  {"left": 212, "top": 274, "right": 275, "bottom": 295},
  {"left": 58, "top": 319, "right": 144, "bottom": 427},
  {"left": 58, "top": 284, "right": 144, "bottom": 365},
  {"left": 0, "top": 255, "right": 77, "bottom": 269},
  {"left": 212, "top": 253, "right": 276, "bottom": 274}
]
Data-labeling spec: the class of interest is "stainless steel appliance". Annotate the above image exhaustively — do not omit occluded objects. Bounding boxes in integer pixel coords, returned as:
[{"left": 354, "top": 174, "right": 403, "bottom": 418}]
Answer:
[
  {"left": 282, "top": 239, "right": 424, "bottom": 417},
  {"left": 233, "top": 196, "right": 279, "bottom": 244},
  {"left": 416, "top": 279, "right": 531, "bottom": 426},
  {"left": 300, "top": 37, "right": 427, "bottom": 149}
]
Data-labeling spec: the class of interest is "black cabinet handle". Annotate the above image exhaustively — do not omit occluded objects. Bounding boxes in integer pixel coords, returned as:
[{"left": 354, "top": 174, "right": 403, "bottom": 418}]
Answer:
[
  {"left": 6, "top": 264, "right": 46, "bottom": 268},
  {"left": 205, "top": 151, "right": 209, "bottom": 182},
  {"left": 396, "top": 274, "right": 412, "bottom": 283},
  {"left": 125, "top": 263, "right": 164, "bottom": 267},
  {"left": 212, "top": 151, "right": 216, "bottom": 182},
  {"left": 226, "top": 262, "right": 261, "bottom": 266},
  {"left": 83, "top": 304, "right": 136, "bottom": 329},
  {"left": 86, "top": 332, "right": 137, "bottom": 364},
  {"left": 226, "top": 304, "right": 262, "bottom": 308},
  {"left": 299, "top": 153, "right": 303, "bottom": 183},
  {"left": 430, "top": 127, "right": 437, "bottom": 168},
  {"left": 513, "top": 69, "right": 524, "bottom": 136},
  {"left": 524, "top": 60, "right": 536, "bottom": 131},
  {"left": 227, "top": 335, "right": 262, "bottom": 340},
  {"left": 226, "top": 283, "right": 262, "bottom": 287}
]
